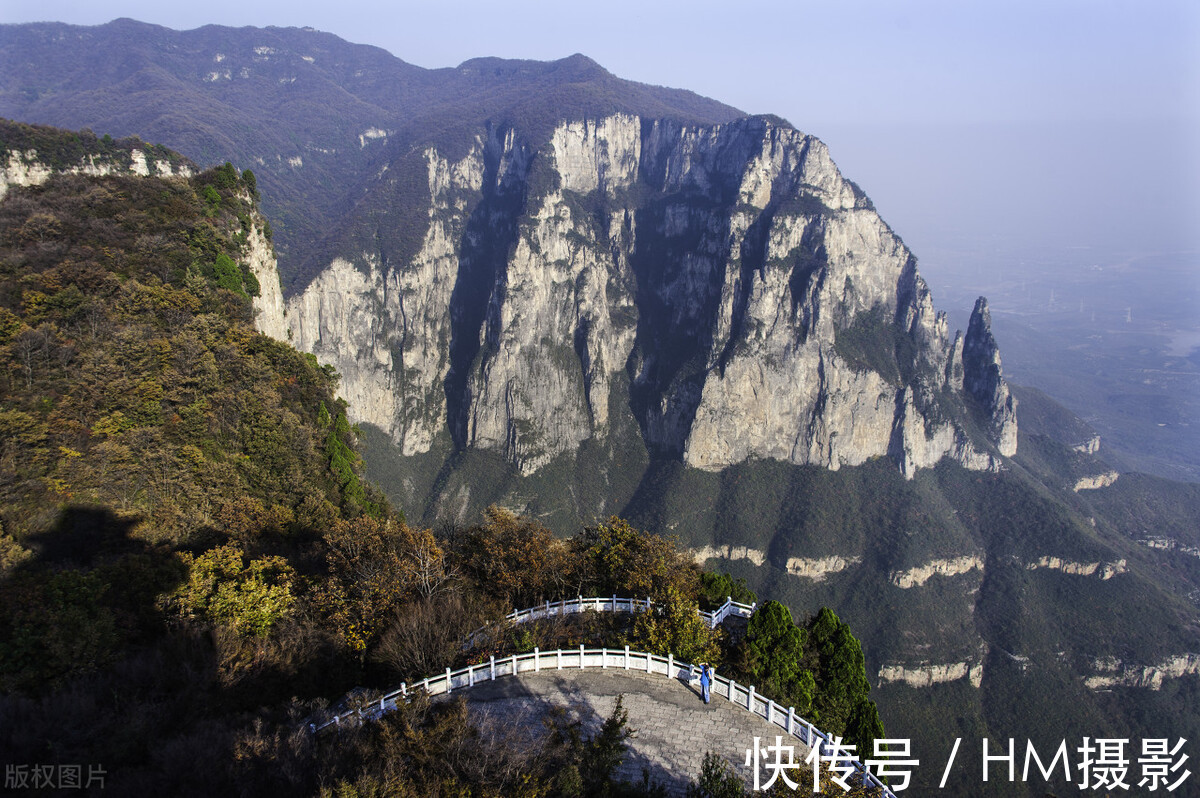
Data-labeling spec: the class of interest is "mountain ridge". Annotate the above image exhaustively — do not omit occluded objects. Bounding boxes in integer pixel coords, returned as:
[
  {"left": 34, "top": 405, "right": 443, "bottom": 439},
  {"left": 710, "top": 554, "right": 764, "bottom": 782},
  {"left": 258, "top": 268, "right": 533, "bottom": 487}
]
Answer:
[{"left": 0, "top": 18, "right": 744, "bottom": 292}]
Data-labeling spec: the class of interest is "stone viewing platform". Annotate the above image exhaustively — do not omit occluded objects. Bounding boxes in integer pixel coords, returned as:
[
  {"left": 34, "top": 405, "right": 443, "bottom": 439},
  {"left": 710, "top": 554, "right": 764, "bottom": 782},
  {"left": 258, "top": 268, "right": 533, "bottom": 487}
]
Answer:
[{"left": 456, "top": 667, "right": 810, "bottom": 795}]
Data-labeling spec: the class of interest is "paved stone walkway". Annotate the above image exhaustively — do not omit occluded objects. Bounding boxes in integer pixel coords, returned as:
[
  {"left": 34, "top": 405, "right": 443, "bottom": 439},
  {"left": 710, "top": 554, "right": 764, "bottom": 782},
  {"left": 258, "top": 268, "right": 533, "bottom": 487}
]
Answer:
[{"left": 452, "top": 668, "right": 812, "bottom": 796}]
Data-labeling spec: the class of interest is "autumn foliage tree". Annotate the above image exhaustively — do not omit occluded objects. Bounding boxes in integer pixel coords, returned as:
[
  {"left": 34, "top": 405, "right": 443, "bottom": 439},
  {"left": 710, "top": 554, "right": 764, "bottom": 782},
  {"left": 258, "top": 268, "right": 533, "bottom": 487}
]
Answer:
[
  {"left": 314, "top": 517, "right": 451, "bottom": 651},
  {"left": 572, "top": 516, "right": 700, "bottom": 601},
  {"left": 453, "top": 505, "right": 575, "bottom": 608},
  {"left": 173, "top": 543, "right": 296, "bottom": 637},
  {"left": 632, "top": 583, "right": 721, "bottom": 664}
]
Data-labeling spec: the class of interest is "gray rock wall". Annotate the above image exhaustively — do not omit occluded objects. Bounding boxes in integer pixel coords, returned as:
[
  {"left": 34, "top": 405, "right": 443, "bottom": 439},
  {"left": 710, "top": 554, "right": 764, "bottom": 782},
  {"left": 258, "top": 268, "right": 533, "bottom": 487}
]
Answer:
[{"left": 276, "top": 115, "right": 1017, "bottom": 477}]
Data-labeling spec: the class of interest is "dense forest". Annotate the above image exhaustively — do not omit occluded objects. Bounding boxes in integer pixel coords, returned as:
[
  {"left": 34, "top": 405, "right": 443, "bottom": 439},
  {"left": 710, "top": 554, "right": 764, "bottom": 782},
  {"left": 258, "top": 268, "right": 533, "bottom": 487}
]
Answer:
[{"left": 0, "top": 121, "right": 882, "bottom": 796}]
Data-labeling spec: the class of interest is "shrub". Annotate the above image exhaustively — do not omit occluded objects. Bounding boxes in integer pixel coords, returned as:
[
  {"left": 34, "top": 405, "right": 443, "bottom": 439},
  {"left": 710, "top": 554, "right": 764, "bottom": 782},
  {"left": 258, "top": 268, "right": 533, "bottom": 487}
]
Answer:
[
  {"left": 688, "top": 751, "right": 745, "bottom": 798},
  {"left": 699, "top": 570, "right": 757, "bottom": 609},
  {"left": 213, "top": 253, "right": 246, "bottom": 297},
  {"left": 632, "top": 583, "right": 721, "bottom": 664},
  {"left": 454, "top": 505, "right": 575, "bottom": 608},
  {"left": 174, "top": 543, "right": 296, "bottom": 637}
]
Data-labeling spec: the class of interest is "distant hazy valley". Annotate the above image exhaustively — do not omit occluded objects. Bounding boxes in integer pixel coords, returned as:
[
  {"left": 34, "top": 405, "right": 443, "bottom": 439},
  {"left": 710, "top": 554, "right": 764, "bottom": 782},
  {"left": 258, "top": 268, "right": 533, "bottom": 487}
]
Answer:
[{"left": 924, "top": 244, "right": 1200, "bottom": 483}]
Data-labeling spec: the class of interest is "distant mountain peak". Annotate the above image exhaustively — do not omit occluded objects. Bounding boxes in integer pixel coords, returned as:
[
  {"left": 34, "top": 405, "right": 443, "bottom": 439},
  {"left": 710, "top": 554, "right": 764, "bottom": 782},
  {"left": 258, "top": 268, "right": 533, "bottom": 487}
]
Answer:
[{"left": 455, "top": 52, "right": 612, "bottom": 82}]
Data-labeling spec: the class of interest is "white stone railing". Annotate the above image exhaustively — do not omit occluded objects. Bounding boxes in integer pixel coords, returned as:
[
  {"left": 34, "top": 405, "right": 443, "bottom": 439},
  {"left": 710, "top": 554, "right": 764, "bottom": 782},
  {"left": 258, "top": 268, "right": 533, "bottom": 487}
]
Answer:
[
  {"left": 463, "top": 595, "right": 755, "bottom": 650},
  {"left": 507, "top": 594, "right": 756, "bottom": 629},
  {"left": 310, "top": 645, "right": 893, "bottom": 797}
]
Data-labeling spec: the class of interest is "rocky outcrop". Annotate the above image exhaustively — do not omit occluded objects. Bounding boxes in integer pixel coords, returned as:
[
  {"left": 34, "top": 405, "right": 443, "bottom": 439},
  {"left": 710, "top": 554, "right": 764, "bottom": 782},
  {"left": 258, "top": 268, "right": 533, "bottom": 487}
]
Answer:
[
  {"left": 878, "top": 660, "right": 984, "bottom": 688},
  {"left": 785, "top": 555, "right": 861, "bottom": 581},
  {"left": 1072, "top": 434, "right": 1101, "bottom": 454},
  {"left": 286, "top": 134, "right": 491, "bottom": 457},
  {"left": 1139, "top": 537, "right": 1200, "bottom": 559},
  {"left": 1086, "top": 654, "right": 1200, "bottom": 690},
  {"left": 1073, "top": 471, "right": 1119, "bottom": 492},
  {"left": 692, "top": 544, "right": 767, "bottom": 567},
  {"left": 246, "top": 221, "right": 288, "bottom": 341},
  {"left": 281, "top": 115, "right": 1018, "bottom": 477},
  {"left": 0, "top": 149, "right": 52, "bottom": 197},
  {"left": 692, "top": 546, "right": 864, "bottom": 580},
  {"left": 889, "top": 555, "right": 984, "bottom": 588},
  {"left": 1026, "top": 556, "right": 1127, "bottom": 579},
  {"left": 961, "top": 297, "right": 1018, "bottom": 457},
  {"left": 1, "top": 146, "right": 192, "bottom": 200}
]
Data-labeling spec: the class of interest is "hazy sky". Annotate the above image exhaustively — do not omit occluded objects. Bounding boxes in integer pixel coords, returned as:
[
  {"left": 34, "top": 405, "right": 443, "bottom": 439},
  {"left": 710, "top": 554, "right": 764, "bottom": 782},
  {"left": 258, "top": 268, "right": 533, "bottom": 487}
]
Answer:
[{"left": 3, "top": 0, "right": 1198, "bottom": 263}]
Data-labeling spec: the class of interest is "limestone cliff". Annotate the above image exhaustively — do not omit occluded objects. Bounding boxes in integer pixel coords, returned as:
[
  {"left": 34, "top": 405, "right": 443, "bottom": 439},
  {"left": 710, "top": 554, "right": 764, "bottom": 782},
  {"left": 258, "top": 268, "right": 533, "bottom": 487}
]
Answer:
[
  {"left": 1086, "top": 653, "right": 1200, "bottom": 690},
  {"left": 280, "top": 115, "right": 1017, "bottom": 477},
  {"left": 961, "top": 297, "right": 1018, "bottom": 456},
  {"left": 245, "top": 221, "right": 288, "bottom": 341},
  {"left": 2, "top": 143, "right": 193, "bottom": 200}
]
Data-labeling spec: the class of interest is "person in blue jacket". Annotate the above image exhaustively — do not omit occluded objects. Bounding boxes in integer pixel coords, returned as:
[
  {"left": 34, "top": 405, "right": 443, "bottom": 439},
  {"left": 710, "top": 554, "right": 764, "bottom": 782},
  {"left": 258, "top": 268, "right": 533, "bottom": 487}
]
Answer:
[{"left": 699, "top": 661, "right": 711, "bottom": 704}]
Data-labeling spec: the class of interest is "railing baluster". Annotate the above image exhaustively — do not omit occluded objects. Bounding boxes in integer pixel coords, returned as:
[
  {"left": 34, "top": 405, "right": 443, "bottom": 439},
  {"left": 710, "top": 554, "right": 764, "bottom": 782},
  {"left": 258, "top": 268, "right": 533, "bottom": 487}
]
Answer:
[{"left": 490, "top": 656, "right": 495, "bottom": 681}]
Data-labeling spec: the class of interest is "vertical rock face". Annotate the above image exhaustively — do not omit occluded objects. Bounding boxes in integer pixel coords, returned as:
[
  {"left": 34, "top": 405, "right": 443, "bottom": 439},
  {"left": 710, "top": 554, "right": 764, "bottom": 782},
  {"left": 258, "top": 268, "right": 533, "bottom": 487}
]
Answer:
[
  {"left": 280, "top": 115, "right": 1017, "bottom": 477},
  {"left": 246, "top": 221, "right": 288, "bottom": 341},
  {"left": 962, "top": 297, "right": 1019, "bottom": 456}
]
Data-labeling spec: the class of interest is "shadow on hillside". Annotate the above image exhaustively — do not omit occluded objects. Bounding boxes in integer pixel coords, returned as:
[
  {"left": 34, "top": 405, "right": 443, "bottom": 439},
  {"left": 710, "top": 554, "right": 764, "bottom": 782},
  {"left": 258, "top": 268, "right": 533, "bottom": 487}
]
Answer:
[
  {"left": 0, "top": 503, "right": 359, "bottom": 794},
  {"left": 23, "top": 504, "right": 145, "bottom": 566}
]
